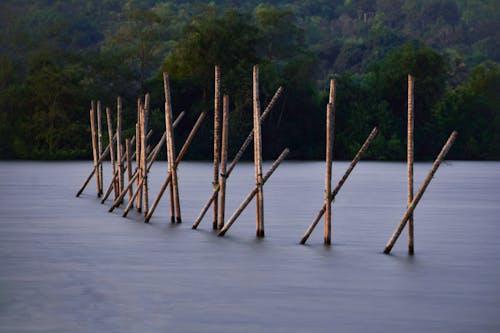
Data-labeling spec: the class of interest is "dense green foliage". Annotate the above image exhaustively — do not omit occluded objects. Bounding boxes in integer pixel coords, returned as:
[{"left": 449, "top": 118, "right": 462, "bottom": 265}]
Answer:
[{"left": 0, "top": 0, "right": 498, "bottom": 160}]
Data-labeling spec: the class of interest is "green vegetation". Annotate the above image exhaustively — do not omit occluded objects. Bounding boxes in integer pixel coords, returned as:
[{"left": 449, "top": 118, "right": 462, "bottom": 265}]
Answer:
[{"left": 0, "top": 0, "right": 498, "bottom": 160}]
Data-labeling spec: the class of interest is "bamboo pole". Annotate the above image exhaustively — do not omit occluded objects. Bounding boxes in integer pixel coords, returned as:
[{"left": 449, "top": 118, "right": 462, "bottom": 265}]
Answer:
[
  {"left": 383, "top": 131, "right": 458, "bottom": 254},
  {"left": 213, "top": 65, "right": 222, "bottom": 230},
  {"left": 108, "top": 113, "right": 183, "bottom": 212},
  {"left": 324, "top": 103, "right": 335, "bottom": 245},
  {"left": 407, "top": 75, "right": 415, "bottom": 255},
  {"left": 125, "top": 138, "right": 133, "bottom": 206},
  {"left": 96, "top": 101, "right": 103, "bottom": 196},
  {"left": 217, "top": 95, "right": 229, "bottom": 229},
  {"left": 116, "top": 96, "right": 124, "bottom": 199},
  {"left": 191, "top": 86, "right": 283, "bottom": 229},
  {"left": 164, "top": 73, "right": 182, "bottom": 223},
  {"left": 300, "top": 127, "right": 378, "bottom": 244},
  {"left": 218, "top": 148, "right": 290, "bottom": 237},
  {"left": 141, "top": 94, "right": 150, "bottom": 215},
  {"left": 144, "top": 111, "right": 206, "bottom": 223},
  {"left": 253, "top": 65, "right": 264, "bottom": 237},
  {"left": 75, "top": 134, "right": 116, "bottom": 197},
  {"left": 105, "top": 107, "right": 118, "bottom": 201},
  {"left": 89, "top": 106, "right": 99, "bottom": 197},
  {"left": 136, "top": 98, "right": 142, "bottom": 211}
]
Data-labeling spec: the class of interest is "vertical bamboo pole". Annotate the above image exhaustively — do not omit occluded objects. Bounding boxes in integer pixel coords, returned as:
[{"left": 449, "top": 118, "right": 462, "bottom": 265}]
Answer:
[
  {"left": 135, "top": 98, "right": 142, "bottom": 211},
  {"left": 96, "top": 101, "right": 103, "bottom": 196},
  {"left": 141, "top": 94, "right": 150, "bottom": 215},
  {"left": 324, "top": 80, "right": 336, "bottom": 245},
  {"left": 213, "top": 65, "right": 221, "bottom": 230},
  {"left": 407, "top": 75, "right": 415, "bottom": 255},
  {"left": 383, "top": 131, "right": 457, "bottom": 254},
  {"left": 125, "top": 138, "right": 133, "bottom": 207},
  {"left": 164, "top": 73, "right": 182, "bottom": 223},
  {"left": 89, "top": 106, "right": 99, "bottom": 197},
  {"left": 105, "top": 107, "right": 117, "bottom": 200},
  {"left": 116, "top": 96, "right": 124, "bottom": 199},
  {"left": 253, "top": 65, "right": 264, "bottom": 238},
  {"left": 217, "top": 95, "right": 229, "bottom": 230}
]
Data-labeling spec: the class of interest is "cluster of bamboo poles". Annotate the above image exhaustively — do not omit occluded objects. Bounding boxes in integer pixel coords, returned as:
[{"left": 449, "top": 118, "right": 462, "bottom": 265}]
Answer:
[{"left": 77, "top": 68, "right": 457, "bottom": 255}]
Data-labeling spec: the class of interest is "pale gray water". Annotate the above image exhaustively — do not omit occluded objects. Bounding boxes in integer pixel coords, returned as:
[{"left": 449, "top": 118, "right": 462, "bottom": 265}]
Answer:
[{"left": 0, "top": 161, "right": 499, "bottom": 332}]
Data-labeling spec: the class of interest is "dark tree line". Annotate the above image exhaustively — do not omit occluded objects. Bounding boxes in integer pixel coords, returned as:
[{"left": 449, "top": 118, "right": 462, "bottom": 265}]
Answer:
[{"left": 0, "top": 0, "right": 498, "bottom": 160}]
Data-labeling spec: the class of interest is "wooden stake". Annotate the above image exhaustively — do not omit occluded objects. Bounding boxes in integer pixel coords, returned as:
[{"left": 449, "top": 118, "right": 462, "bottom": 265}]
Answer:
[
  {"left": 192, "top": 86, "right": 283, "bottom": 229},
  {"left": 253, "top": 65, "right": 264, "bottom": 237},
  {"left": 407, "top": 75, "right": 415, "bottom": 255},
  {"left": 300, "top": 127, "right": 378, "bottom": 244},
  {"left": 96, "top": 101, "right": 103, "bottom": 196},
  {"left": 218, "top": 148, "right": 290, "bottom": 237},
  {"left": 324, "top": 103, "right": 335, "bottom": 245},
  {"left": 213, "top": 65, "right": 222, "bottom": 230},
  {"left": 144, "top": 111, "right": 206, "bottom": 223},
  {"left": 217, "top": 95, "right": 229, "bottom": 229},
  {"left": 105, "top": 107, "right": 117, "bottom": 200},
  {"left": 164, "top": 73, "right": 181, "bottom": 223},
  {"left": 383, "top": 131, "right": 458, "bottom": 254},
  {"left": 89, "top": 106, "right": 99, "bottom": 197}
]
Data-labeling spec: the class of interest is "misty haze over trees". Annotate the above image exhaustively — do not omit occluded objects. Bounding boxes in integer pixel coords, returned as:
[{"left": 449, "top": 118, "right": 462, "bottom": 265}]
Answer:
[{"left": 0, "top": 0, "right": 498, "bottom": 160}]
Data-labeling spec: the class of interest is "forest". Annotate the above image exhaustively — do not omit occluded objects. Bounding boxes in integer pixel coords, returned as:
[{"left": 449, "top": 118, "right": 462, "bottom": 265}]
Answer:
[{"left": 0, "top": 0, "right": 498, "bottom": 160}]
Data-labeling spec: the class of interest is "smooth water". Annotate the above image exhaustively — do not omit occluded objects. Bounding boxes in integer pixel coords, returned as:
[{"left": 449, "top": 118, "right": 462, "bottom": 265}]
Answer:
[{"left": 0, "top": 161, "right": 499, "bottom": 332}]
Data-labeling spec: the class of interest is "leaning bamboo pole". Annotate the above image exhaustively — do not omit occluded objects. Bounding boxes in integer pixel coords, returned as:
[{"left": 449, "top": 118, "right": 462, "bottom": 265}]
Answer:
[
  {"left": 105, "top": 107, "right": 118, "bottom": 200},
  {"left": 144, "top": 111, "right": 206, "bottom": 223},
  {"left": 218, "top": 148, "right": 290, "bottom": 237},
  {"left": 217, "top": 95, "right": 229, "bottom": 230},
  {"left": 96, "top": 101, "right": 103, "bottom": 196},
  {"left": 407, "top": 74, "right": 415, "bottom": 255},
  {"left": 300, "top": 127, "right": 378, "bottom": 244},
  {"left": 253, "top": 65, "right": 264, "bottom": 237},
  {"left": 108, "top": 113, "right": 184, "bottom": 212},
  {"left": 191, "top": 86, "right": 284, "bottom": 229},
  {"left": 213, "top": 65, "right": 222, "bottom": 230},
  {"left": 89, "top": 106, "right": 99, "bottom": 197},
  {"left": 164, "top": 73, "right": 182, "bottom": 223},
  {"left": 383, "top": 131, "right": 458, "bottom": 254},
  {"left": 76, "top": 133, "right": 116, "bottom": 197}
]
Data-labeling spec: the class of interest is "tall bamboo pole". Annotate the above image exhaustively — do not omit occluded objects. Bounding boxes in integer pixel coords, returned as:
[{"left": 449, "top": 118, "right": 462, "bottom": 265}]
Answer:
[
  {"left": 164, "top": 73, "right": 182, "bottom": 223},
  {"left": 141, "top": 94, "right": 150, "bottom": 215},
  {"left": 105, "top": 107, "right": 117, "bottom": 201},
  {"left": 407, "top": 74, "right": 415, "bottom": 255},
  {"left": 253, "top": 65, "right": 264, "bottom": 237},
  {"left": 217, "top": 95, "right": 229, "bottom": 230},
  {"left": 125, "top": 138, "right": 133, "bottom": 207},
  {"left": 213, "top": 65, "right": 222, "bottom": 230},
  {"left": 136, "top": 98, "right": 142, "bottom": 211},
  {"left": 324, "top": 79, "right": 336, "bottom": 245},
  {"left": 89, "top": 106, "right": 99, "bottom": 197},
  {"left": 96, "top": 101, "right": 103, "bottom": 196},
  {"left": 218, "top": 148, "right": 289, "bottom": 237},
  {"left": 116, "top": 96, "right": 124, "bottom": 199},
  {"left": 192, "top": 87, "right": 283, "bottom": 229},
  {"left": 300, "top": 127, "right": 378, "bottom": 244},
  {"left": 144, "top": 111, "right": 205, "bottom": 222},
  {"left": 383, "top": 131, "right": 458, "bottom": 254}
]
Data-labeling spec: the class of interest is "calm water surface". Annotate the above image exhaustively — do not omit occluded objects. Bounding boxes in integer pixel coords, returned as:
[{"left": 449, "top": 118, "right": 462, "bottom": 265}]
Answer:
[{"left": 0, "top": 161, "right": 499, "bottom": 332}]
